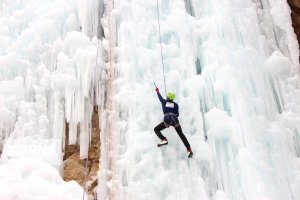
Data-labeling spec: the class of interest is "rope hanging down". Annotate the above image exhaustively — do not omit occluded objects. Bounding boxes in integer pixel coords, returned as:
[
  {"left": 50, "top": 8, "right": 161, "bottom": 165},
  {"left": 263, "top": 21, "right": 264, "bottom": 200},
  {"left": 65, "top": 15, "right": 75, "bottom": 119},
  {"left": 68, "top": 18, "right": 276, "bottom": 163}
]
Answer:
[{"left": 156, "top": 0, "right": 167, "bottom": 95}]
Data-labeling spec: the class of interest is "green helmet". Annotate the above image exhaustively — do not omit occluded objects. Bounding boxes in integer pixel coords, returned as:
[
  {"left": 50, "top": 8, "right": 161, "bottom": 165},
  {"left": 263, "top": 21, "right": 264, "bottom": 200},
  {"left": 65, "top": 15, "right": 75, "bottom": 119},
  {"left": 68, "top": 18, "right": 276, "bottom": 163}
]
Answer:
[{"left": 167, "top": 92, "right": 175, "bottom": 101}]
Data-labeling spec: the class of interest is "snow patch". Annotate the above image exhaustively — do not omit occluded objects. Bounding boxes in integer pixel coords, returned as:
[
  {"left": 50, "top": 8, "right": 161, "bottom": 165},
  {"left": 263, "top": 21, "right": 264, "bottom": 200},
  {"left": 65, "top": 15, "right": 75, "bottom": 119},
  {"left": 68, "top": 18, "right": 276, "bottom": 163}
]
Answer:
[{"left": 0, "top": 158, "right": 83, "bottom": 200}]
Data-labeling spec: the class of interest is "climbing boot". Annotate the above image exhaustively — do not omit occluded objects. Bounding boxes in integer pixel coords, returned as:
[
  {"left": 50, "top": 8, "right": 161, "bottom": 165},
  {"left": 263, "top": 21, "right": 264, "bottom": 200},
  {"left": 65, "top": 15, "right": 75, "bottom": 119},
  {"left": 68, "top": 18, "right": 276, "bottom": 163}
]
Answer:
[
  {"left": 157, "top": 139, "right": 168, "bottom": 147},
  {"left": 187, "top": 147, "right": 193, "bottom": 158}
]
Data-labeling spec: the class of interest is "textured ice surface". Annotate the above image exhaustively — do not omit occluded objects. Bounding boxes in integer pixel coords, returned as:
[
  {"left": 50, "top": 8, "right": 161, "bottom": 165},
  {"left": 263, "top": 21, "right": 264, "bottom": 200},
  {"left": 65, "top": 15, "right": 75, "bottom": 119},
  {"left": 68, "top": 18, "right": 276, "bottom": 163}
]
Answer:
[
  {"left": 98, "top": 0, "right": 300, "bottom": 199},
  {"left": 1, "top": 0, "right": 300, "bottom": 200},
  {"left": 0, "top": 158, "right": 84, "bottom": 200},
  {"left": 0, "top": 0, "right": 103, "bottom": 199},
  {"left": 0, "top": 0, "right": 104, "bottom": 163}
]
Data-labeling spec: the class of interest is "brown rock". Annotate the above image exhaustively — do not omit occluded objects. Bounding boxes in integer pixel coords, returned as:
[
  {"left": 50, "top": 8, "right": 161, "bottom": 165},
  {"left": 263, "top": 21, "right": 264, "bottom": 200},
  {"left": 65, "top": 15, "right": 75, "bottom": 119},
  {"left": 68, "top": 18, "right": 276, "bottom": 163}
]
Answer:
[
  {"left": 64, "top": 151, "right": 88, "bottom": 186},
  {"left": 288, "top": 0, "right": 300, "bottom": 9},
  {"left": 63, "top": 107, "right": 100, "bottom": 199},
  {"left": 288, "top": 0, "right": 300, "bottom": 49}
]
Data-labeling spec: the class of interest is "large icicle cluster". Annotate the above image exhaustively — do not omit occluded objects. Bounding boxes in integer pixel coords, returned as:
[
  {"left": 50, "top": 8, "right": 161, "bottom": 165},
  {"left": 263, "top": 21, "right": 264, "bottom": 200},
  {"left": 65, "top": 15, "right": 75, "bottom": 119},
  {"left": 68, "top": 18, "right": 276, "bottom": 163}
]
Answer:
[
  {"left": 0, "top": 0, "right": 106, "bottom": 199},
  {"left": 0, "top": 0, "right": 105, "bottom": 160}
]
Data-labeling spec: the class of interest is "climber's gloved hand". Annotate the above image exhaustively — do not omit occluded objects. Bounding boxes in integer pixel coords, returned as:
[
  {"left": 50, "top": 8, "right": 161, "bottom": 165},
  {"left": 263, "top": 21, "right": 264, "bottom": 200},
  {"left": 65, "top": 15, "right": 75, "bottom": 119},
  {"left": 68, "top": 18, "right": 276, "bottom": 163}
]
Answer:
[{"left": 155, "top": 87, "right": 159, "bottom": 92}]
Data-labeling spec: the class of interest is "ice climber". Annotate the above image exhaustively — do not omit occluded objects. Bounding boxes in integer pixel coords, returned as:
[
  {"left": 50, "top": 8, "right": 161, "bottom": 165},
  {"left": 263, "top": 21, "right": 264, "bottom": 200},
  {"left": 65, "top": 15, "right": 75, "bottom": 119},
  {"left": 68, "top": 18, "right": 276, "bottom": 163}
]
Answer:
[{"left": 154, "top": 85, "right": 193, "bottom": 158}]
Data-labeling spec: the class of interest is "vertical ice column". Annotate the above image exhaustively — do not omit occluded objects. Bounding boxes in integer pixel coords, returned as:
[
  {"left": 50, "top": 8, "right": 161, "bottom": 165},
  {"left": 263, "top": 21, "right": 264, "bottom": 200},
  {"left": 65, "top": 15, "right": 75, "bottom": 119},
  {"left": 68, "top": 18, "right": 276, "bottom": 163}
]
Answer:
[
  {"left": 77, "top": 0, "right": 105, "bottom": 39},
  {"left": 97, "top": 0, "right": 121, "bottom": 199},
  {"left": 188, "top": 0, "right": 300, "bottom": 199}
]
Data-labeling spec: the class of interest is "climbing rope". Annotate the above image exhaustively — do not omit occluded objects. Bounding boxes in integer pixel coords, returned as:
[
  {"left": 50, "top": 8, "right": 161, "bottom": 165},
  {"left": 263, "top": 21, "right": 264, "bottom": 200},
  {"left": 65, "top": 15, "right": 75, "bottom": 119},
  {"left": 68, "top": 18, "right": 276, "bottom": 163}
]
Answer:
[
  {"left": 156, "top": 0, "right": 167, "bottom": 95},
  {"left": 82, "top": 39, "right": 100, "bottom": 200}
]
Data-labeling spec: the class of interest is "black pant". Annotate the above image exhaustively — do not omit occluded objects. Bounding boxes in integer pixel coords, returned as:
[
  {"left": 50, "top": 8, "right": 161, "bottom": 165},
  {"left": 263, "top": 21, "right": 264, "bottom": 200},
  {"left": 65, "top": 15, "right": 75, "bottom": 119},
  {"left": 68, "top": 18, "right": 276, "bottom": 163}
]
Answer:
[{"left": 154, "top": 122, "right": 191, "bottom": 149}]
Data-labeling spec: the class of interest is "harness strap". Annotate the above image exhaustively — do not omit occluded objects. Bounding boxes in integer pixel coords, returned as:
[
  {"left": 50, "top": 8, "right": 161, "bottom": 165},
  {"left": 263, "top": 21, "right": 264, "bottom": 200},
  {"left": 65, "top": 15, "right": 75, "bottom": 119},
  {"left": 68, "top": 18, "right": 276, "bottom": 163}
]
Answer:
[{"left": 164, "top": 113, "right": 180, "bottom": 127}]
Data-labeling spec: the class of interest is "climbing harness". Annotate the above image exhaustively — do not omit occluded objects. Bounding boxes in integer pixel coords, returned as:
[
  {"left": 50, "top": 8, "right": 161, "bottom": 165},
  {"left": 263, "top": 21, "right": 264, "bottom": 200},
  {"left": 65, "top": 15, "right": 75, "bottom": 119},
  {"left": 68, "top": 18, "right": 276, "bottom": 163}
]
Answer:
[
  {"left": 82, "top": 39, "right": 100, "bottom": 200},
  {"left": 163, "top": 112, "right": 180, "bottom": 128},
  {"left": 156, "top": 0, "right": 167, "bottom": 96}
]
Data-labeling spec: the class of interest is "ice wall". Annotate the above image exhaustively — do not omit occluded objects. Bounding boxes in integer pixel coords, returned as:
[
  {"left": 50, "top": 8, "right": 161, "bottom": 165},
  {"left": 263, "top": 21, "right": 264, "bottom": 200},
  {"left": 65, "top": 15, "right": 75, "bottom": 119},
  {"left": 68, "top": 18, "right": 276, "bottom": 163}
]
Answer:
[
  {"left": 98, "top": 0, "right": 210, "bottom": 199},
  {"left": 0, "top": 0, "right": 109, "bottom": 199},
  {"left": 1, "top": 0, "right": 300, "bottom": 199},
  {"left": 0, "top": 0, "right": 105, "bottom": 179},
  {"left": 190, "top": 0, "right": 300, "bottom": 199},
  {"left": 99, "top": 0, "right": 300, "bottom": 199}
]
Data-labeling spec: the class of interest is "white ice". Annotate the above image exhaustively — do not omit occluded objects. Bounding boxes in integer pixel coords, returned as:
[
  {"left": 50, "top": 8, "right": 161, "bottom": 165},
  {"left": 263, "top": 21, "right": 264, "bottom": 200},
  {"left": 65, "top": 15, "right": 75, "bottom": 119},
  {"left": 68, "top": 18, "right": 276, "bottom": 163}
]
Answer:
[
  {"left": 1, "top": 0, "right": 300, "bottom": 200},
  {"left": 0, "top": 158, "right": 83, "bottom": 200},
  {"left": 0, "top": 0, "right": 104, "bottom": 199},
  {"left": 98, "top": 0, "right": 300, "bottom": 200}
]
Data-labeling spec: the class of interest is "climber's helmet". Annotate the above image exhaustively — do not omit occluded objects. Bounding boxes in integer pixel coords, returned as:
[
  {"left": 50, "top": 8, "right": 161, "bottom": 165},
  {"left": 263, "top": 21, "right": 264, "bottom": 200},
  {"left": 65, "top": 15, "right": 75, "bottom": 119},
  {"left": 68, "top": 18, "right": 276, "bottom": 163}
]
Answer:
[{"left": 167, "top": 92, "right": 175, "bottom": 101}]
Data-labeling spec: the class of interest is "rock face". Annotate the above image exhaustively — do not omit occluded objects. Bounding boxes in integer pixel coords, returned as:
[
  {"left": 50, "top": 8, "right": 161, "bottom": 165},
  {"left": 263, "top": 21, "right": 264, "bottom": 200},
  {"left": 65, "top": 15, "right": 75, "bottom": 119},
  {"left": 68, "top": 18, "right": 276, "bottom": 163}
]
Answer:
[
  {"left": 64, "top": 107, "right": 100, "bottom": 199},
  {"left": 288, "top": 0, "right": 300, "bottom": 46}
]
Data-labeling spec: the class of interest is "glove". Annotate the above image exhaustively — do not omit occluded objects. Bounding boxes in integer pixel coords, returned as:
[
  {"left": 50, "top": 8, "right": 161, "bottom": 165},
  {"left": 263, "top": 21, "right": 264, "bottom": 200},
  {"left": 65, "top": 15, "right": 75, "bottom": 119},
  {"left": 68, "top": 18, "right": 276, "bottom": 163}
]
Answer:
[{"left": 155, "top": 87, "right": 159, "bottom": 92}]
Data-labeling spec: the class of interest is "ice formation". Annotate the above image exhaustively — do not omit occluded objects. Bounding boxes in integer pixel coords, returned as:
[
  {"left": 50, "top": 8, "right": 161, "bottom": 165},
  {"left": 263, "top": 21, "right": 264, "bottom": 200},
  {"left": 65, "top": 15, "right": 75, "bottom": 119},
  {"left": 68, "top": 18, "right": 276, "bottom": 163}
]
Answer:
[
  {"left": 98, "top": 0, "right": 300, "bottom": 199},
  {"left": 0, "top": 0, "right": 104, "bottom": 199},
  {"left": 0, "top": 0, "right": 300, "bottom": 200},
  {"left": 0, "top": 158, "right": 83, "bottom": 200}
]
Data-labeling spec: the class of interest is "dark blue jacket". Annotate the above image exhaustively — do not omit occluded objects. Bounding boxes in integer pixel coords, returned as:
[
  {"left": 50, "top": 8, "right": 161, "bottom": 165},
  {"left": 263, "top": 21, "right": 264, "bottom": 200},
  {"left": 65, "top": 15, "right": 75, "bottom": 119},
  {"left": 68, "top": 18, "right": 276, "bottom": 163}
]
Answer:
[{"left": 157, "top": 91, "right": 179, "bottom": 117}]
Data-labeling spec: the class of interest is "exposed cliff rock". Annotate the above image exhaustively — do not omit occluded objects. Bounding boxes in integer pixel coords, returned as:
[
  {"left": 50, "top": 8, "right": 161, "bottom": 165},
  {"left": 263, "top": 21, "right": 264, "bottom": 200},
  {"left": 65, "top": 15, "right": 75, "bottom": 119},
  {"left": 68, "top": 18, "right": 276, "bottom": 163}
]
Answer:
[
  {"left": 288, "top": 0, "right": 300, "bottom": 47},
  {"left": 63, "top": 107, "right": 100, "bottom": 199}
]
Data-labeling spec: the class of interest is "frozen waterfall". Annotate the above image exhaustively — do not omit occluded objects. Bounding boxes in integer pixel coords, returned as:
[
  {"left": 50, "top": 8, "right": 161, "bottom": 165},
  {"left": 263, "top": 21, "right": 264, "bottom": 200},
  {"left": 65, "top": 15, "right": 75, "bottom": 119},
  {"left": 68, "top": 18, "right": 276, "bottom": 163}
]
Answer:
[{"left": 0, "top": 0, "right": 300, "bottom": 200}]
